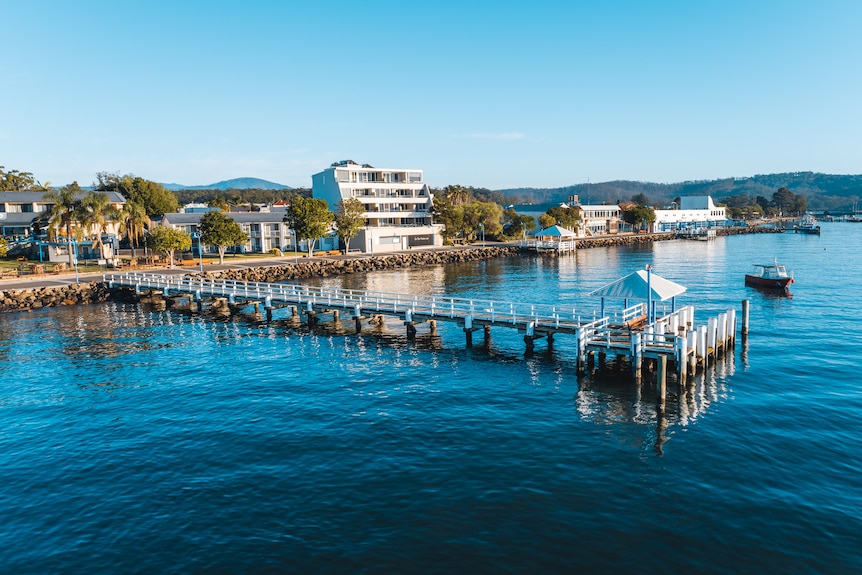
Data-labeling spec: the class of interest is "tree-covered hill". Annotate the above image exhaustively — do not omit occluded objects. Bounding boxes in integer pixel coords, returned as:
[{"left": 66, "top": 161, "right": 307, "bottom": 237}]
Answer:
[
  {"left": 498, "top": 172, "right": 862, "bottom": 212},
  {"left": 162, "top": 177, "right": 291, "bottom": 191}
]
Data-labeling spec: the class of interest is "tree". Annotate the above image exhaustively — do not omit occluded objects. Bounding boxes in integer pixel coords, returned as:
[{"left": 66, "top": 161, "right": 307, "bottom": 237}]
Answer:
[
  {"left": 208, "top": 196, "right": 230, "bottom": 211},
  {"left": 431, "top": 196, "right": 465, "bottom": 242},
  {"left": 1, "top": 166, "right": 48, "bottom": 191},
  {"left": 146, "top": 226, "right": 191, "bottom": 268},
  {"left": 501, "top": 208, "right": 536, "bottom": 240},
  {"left": 544, "top": 206, "right": 581, "bottom": 230},
  {"left": 621, "top": 204, "right": 656, "bottom": 230},
  {"left": 118, "top": 201, "right": 149, "bottom": 257},
  {"left": 78, "top": 191, "right": 119, "bottom": 258},
  {"left": 538, "top": 213, "right": 556, "bottom": 229},
  {"left": 462, "top": 201, "right": 503, "bottom": 241},
  {"left": 0, "top": 237, "right": 7, "bottom": 258},
  {"left": 95, "top": 172, "right": 178, "bottom": 217},
  {"left": 445, "top": 185, "right": 470, "bottom": 207},
  {"left": 44, "top": 183, "right": 85, "bottom": 266},
  {"left": 287, "top": 197, "right": 334, "bottom": 256},
  {"left": 631, "top": 193, "right": 652, "bottom": 206},
  {"left": 199, "top": 210, "right": 248, "bottom": 264},
  {"left": 333, "top": 198, "right": 365, "bottom": 253}
]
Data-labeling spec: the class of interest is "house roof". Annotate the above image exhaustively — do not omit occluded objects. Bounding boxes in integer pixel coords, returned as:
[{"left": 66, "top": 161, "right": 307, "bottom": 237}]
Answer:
[
  {"left": 588, "top": 269, "right": 687, "bottom": 301},
  {"left": 161, "top": 212, "right": 288, "bottom": 225}
]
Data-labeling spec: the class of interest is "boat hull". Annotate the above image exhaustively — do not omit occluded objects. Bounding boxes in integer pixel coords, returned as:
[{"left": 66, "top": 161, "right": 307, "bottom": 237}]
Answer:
[{"left": 745, "top": 275, "right": 793, "bottom": 289}]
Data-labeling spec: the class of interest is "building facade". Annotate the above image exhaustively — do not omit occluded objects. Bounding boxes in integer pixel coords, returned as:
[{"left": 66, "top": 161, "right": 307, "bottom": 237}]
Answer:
[
  {"left": 653, "top": 196, "right": 727, "bottom": 231},
  {"left": 159, "top": 212, "right": 310, "bottom": 254},
  {"left": 311, "top": 160, "right": 443, "bottom": 254}
]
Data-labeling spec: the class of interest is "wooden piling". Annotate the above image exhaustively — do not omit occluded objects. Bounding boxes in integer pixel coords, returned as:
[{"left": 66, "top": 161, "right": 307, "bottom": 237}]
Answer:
[
  {"left": 741, "top": 300, "right": 749, "bottom": 337},
  {"left": 657, "top": 355, "right": 667, "bottom": 410}
]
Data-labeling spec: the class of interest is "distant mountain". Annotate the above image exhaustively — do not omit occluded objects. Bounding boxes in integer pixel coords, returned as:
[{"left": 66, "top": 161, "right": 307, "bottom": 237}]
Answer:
[
  {"left": 498, "top": 172, "right": 862, "bottom": 212},
  {"left": 162, "top": 177, "right": 292, "bottom": 191}
]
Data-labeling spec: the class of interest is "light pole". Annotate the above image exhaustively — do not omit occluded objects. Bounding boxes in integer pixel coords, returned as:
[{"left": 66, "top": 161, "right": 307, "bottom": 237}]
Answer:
[
  {"left": 72, "top": 239, "right": 79, "bottom": 283},
  {"left": 479, "top": 223, "right": 484, "bottom": 247},
  {"left": 521, "top": 221, "right": 526, "bottom": 245}
]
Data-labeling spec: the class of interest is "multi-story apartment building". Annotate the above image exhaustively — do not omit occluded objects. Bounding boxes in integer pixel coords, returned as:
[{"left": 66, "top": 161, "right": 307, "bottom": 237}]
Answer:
[{"left": 311, "top": 160, "right": 443, "bottom": 254}]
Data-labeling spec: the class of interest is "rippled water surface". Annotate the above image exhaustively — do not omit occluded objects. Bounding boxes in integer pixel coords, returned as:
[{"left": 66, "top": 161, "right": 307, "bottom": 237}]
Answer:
[{"left": 1, "top": 224, "right": 861, "bottom": 574}]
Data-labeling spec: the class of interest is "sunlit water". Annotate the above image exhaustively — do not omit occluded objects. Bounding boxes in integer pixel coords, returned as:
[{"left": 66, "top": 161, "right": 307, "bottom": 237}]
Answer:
[{"left": 1, "top": 224, "right": 860, "bottom": 574}]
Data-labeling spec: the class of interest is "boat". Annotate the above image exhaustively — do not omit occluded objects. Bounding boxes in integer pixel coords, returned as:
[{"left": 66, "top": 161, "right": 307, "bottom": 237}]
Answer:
[
  {"left": 745, "top": 260, "right": 794, "bottom": 290},
  {"left": 793, "top": 214, "right": 821, "bottom": 235}
]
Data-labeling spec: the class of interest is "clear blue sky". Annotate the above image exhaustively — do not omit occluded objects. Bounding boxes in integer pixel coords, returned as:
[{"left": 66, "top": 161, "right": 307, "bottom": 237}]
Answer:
[{"left": 3, "top": 0, "right": 860, "bottom": 190}]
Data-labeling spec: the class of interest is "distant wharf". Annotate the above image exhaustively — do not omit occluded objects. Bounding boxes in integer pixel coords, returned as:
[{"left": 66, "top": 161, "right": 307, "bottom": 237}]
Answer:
[{"left": 107, "top": 272, "right": 743, "bottom": 397}]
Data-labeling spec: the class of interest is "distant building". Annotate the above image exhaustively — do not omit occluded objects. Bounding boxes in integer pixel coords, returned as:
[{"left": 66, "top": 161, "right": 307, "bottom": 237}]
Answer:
[
  {"left": 653, "top": 196, "right": 727, "bottom": 231},
  {"left": 565, "top": 196, "right": 621, "bottom": 236},
  {"left": 312, "top": 160, "right": 443, "bottom": 254}
]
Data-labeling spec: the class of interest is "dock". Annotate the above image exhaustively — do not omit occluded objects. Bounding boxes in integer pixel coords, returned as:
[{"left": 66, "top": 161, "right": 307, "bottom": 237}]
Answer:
[{"left": 106, "top": 272, "right": 741, "bottom": 390}]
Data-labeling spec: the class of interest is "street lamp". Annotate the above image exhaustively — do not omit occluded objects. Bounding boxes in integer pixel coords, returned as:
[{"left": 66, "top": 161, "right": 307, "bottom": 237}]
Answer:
[
  {"left": 479, "top": 223, "right": 484, "bottom": 247},
  {"left": 521, "top": 221, "right": 526, "bottom": 245}
]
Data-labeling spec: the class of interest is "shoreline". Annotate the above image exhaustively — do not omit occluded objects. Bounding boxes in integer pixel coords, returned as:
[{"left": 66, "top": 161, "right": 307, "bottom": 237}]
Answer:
[{"left": 0, "top": 227, "right": 780, "bottom": 313}]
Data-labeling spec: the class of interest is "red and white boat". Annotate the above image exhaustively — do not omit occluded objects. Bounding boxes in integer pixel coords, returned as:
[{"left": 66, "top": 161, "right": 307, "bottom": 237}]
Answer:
[{"left": 745, "top": 261, "right": 794, "bottom": 290}]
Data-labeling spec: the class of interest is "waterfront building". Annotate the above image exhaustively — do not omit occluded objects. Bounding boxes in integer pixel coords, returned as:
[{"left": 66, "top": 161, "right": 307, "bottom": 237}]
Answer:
[
  {"left": 565, "top": 196, "right": 622, "bottom": 236},
  {"left": 1, "top": 190, "right": 126, "bottom": 262},
  {"left": 312, "top": 160, "right": 443, "bottom": 254},
  {"left": 158, "top": 212, "right": 312, "bottom": 254},
  {"left": 653, "top": 196, "right": 727, "bottom": 231}
]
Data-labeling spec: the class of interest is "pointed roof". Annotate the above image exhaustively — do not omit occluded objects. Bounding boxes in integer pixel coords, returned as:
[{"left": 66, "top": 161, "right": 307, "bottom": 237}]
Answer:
[
  {"left": 537, "top": 225, "right": 576, "bottom": 237},
  {"left": 588, "top": 269, "right": 686, "bottom": 301}
]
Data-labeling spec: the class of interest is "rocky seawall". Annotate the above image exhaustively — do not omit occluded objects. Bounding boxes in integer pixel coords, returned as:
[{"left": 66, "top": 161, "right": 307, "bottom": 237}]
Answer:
[
  {"left": 0, "top": 282, "right": 112, "bottom": 313},
  {"left": 201, "top": 246, "right": 521, "bottom": 283}
]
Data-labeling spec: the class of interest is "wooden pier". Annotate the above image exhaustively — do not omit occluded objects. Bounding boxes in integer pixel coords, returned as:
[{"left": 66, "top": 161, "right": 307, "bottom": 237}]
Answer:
[{"left": 106, "top": 272, "right": 740, "bottom": 386}]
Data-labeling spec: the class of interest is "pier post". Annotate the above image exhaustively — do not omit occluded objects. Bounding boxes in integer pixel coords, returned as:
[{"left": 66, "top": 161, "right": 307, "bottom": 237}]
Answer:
[
  {"left": 575, "top": 328, "right": 586, "bottom": 375},
  {"left": 429, "top": 320, "right": 437, "bottom": 335},
  {"left": 355, "top": 316, "right": 363, "bottom": 333},
  {"left": 483, "top": 325, "right": 491, "bottom": 347},
  {"left": 631, "top": 332, "right": 643, "bottom": 383},
  {"left": 598, "top": 351, "right": 607, "bottom": 370},
  {"left": 678, "top": 335, "right": 688, "bottom": 381},
  {"left": 466, "top": 330, "right": 473, "bottom": 347},
  {"left": 264, "top": 296, "right": 273, "bottom": 322},
  {"left": 657, "top": 355, "right": 667, "bottom": 410},
  {"left": 547, "top": 332, "right": 554, "bottom": 351},
  {"left": 523, "top": 335, "right": 534, "bottom": 354},
  {"left": 741, "top": 300, "right": 750, "bottom": 337},
  {"left": 407, "top": 323, "right": 417, "bottom": 339}
]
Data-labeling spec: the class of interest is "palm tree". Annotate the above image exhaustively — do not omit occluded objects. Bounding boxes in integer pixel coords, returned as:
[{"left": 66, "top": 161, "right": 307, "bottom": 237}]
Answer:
[
  {"left": 445, "top": 185, "right": 469, "bottom": 206},
  {"left": 44, "top": 183, "right": 84, "bottom": 266},
  {"left": 118, "top": 201, "right": 149, "bottom": 257},
  {"left": 80, "top": 192, "right": 119, "bottom": 258}
]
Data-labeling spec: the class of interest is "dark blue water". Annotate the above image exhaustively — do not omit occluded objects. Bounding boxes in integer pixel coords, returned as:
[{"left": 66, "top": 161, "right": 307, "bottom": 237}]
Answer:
[{"left": 2, "top": 224, "right": 861, "bottom": 574}]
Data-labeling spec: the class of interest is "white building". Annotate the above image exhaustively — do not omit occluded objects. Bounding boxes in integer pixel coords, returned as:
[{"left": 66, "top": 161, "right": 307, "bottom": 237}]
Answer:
[
  {"left": 653, "top": 196, "right": 727, "bottom": 231},
  {"left": 565, "top": 196, "right": 621, "bottom": 235},
  {"left": 311, "top": 160, "right": 443, "bottom": 254}
]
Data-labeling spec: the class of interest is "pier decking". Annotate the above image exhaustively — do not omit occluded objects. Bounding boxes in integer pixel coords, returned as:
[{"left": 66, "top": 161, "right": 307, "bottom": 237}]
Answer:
[{"left": 106, "top": 272, "right": 739, "bottom": 387}]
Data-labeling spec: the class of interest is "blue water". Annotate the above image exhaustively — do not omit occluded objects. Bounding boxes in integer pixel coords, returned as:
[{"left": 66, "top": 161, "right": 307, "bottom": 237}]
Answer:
[{"left": 2, "top": 224, "right": 861, "bottom": 574}]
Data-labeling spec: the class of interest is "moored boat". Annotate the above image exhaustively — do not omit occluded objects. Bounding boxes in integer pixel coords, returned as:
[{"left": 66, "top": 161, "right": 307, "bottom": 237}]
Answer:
[
  {"left": 794, "top": 214, "right": 821, "bottom": 235},
  {"left": 745, "top": 260, "right": 794, "bottom": 290}
]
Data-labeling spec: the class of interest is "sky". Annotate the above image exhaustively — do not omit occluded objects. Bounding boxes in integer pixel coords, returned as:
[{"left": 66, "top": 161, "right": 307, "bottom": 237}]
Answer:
[{"left": 3, "top": 0, "right": 861, "bottom": 190}]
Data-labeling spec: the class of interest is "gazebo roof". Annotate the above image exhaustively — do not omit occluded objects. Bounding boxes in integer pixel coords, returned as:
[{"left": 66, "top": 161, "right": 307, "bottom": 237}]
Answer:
[
  {"left": 537, "top": 225, "right": 576, "bottom": 237},
  {"left": 588, "top": 269, "right": 687, "bottom": 301}
]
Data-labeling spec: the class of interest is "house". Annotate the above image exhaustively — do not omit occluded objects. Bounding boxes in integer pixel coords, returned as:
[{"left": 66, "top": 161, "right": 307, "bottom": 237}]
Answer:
[
  {"left": 653, "top": 196, "right": 727, "bottom": 231},
  {"left": 565, "top": 196, "right": 621, "bottom": 236},
  {"left": 311, "top": 160, "right": 444, "bottom": 254},
  {"left": 1, "top": 190, "right": 126, "bottom": 262}
]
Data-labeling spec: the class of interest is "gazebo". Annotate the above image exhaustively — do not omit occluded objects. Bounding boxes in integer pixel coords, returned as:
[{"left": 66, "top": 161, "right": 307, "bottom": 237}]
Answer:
[{"left": 588, "top": 266, "right": 687, "bottom": 323}]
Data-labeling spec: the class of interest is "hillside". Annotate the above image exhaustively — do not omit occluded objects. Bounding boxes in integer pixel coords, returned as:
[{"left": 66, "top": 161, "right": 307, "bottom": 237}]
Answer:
[
  {"left": 163, "top": 177, "right": 291, "bottom": 191},
  {"left": 498, "top": 172, "right": 862, "bottom": 212}
]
